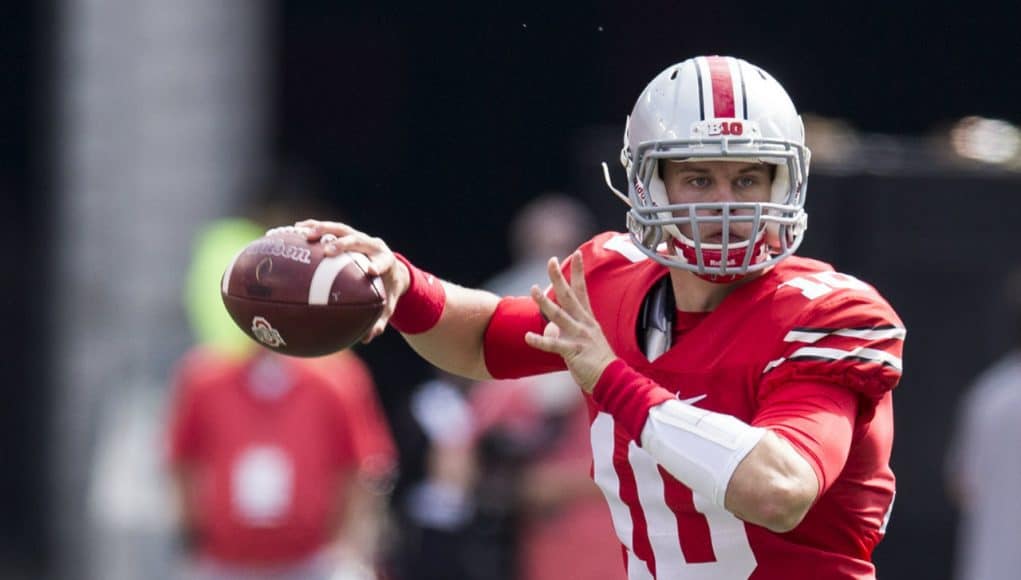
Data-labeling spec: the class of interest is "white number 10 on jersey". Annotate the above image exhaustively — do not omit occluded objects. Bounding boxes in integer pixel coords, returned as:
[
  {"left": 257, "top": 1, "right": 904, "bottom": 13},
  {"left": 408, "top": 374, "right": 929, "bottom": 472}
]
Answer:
[{"left": 780, "top": 272, "right": 870, "bottom": 300}]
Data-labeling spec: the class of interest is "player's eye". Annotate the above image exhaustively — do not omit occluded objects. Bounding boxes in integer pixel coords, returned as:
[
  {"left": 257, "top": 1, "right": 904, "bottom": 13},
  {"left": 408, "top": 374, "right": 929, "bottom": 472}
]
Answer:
[
  {"left": 735, "top": 175, "right": 765, "bottom": 190},
  {"left": 687, "top": 176, "right": 711, "bottom": 188}
]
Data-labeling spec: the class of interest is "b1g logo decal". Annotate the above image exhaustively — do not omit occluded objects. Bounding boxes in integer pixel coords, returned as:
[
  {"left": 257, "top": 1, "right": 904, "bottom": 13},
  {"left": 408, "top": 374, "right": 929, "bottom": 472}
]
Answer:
[
  {"left": 692, "top": 119, "right": 746, "bottom": 137},
  {"left": 707, "top": 120, "right": 744, "bottom": 136},
  {"left": 251, "top": 316, "right": 287, "bottom": 348}
]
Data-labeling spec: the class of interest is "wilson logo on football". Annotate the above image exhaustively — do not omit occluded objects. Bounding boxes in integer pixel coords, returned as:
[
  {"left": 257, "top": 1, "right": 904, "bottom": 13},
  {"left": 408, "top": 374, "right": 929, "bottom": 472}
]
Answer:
[
  {"left": 251, "top": 316, "right": 287, "bottom": 348},
  {"left": 246, "top": 238, "right": 312, "bottom": 264}
]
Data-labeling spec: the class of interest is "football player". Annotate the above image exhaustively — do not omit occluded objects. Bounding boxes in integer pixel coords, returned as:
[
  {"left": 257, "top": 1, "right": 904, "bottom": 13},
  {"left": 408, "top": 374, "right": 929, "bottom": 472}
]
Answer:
[{"left": 299, "top": 55, "right": 904, "bottom": 579}]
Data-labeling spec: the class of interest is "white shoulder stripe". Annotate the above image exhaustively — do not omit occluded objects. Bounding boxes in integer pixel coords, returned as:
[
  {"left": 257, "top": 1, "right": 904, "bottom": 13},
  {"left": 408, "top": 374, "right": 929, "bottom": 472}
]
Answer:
[
  {"left": 784, "top": 327, "right": 906, "bottom": 344},
  {"left": 603, "top": 234, "right": 649, "bottom": 263},
  {"left": 763, "top": 345, "right": 903, "bottom": 374},
  {"left": 308, "top": 253, "right": 353, "bottom": 305}
]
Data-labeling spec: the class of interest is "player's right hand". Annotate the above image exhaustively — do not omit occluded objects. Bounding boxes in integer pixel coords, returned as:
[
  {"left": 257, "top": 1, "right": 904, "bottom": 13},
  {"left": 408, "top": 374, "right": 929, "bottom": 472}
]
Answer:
[
  {"left": 296, "top": 219, "right": 410, "bottom": 342},
  {"left": 525, "top": 253, "right": 617, "bottom": 393}
]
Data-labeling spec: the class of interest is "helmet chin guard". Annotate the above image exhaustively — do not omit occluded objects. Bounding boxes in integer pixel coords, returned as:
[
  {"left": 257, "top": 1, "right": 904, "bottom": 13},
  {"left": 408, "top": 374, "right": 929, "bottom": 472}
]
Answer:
[
  {"left": 668, "top": 228, "right": 770, "bottom": 283},
  {"left": 617, "top": 56, "right": 811, "bottom": 280}
]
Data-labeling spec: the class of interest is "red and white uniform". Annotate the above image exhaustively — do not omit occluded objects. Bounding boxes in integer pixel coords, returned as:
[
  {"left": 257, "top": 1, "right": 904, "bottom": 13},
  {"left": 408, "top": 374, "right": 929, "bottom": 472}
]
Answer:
[{"left": 483, "top": 232, "right": 904, "bottom": 580}]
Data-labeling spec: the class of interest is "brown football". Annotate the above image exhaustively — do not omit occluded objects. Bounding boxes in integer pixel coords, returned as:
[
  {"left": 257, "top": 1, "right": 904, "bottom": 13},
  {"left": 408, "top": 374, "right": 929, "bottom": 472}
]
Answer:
[{"left": 221, "top": 226, "right": 385, "bottom": 357}]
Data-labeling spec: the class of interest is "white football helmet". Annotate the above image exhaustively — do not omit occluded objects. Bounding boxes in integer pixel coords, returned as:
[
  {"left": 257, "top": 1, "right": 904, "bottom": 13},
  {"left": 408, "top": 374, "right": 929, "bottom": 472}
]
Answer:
[{"left": 616, "top": 55, "right": 811, "bottom": 281}]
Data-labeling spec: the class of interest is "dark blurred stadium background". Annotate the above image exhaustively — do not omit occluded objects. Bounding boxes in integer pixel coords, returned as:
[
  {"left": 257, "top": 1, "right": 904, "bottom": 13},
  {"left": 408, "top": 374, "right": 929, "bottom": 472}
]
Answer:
[{"left": 2, "top": 1, "right": 1019, "bottom": 579}]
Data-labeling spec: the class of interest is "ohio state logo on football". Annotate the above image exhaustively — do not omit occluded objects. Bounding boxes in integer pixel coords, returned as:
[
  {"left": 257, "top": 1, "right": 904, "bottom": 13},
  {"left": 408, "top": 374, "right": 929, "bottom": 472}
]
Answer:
[{"left": 251, "top": 316, "right": 287, "bottom": 348}]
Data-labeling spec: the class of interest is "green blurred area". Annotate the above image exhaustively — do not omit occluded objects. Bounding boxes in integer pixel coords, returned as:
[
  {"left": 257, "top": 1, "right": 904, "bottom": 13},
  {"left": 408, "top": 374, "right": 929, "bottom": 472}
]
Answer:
[{"left": 185, "top": 218, "right": 263, "bottom": 357}]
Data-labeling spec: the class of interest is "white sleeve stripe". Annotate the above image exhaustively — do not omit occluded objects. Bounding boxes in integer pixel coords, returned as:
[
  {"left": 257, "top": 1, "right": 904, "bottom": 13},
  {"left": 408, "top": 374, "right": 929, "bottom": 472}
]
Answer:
[
  {"left": 763, "top": 345, "right": 903, "bottom": 374},
  {"left": 792, "top": 346, "right": 903, "bottom": 370},
  {"left": 763, "top": 357, "right": 786, "bottom": 374},
  {"left": 763, "top": 355, "right": 784, "bottom": 373},
  {"left": 784, "top": 327, "right": 906, "bottom": 343}
]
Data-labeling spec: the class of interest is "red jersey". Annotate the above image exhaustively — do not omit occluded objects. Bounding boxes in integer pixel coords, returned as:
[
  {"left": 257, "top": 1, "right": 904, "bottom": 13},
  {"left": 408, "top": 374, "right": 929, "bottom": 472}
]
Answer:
[
  {"left": 483, "top": 233, "right": 904, "bottom": 580},
  {"left": 167, "top": 348, "right": 369, "bottom": 565}
]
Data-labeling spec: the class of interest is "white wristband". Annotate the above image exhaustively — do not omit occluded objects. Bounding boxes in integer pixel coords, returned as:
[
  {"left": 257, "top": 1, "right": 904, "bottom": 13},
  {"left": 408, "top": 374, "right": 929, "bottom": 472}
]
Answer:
[{"left": 640, "top": 399, "right": 766, "bottom": 509}]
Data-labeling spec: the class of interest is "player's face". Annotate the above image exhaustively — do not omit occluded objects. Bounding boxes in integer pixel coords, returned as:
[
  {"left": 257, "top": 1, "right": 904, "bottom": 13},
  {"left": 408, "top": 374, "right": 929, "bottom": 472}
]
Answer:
[{"left": 660, "top": 160, "right": 773, "bottom": 243}]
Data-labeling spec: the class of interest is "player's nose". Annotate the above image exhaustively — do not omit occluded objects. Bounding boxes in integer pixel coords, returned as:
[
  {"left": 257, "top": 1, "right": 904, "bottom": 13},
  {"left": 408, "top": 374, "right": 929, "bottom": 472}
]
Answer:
[{"left": 706, "top": 184, "right": 738, "bottom": 206}]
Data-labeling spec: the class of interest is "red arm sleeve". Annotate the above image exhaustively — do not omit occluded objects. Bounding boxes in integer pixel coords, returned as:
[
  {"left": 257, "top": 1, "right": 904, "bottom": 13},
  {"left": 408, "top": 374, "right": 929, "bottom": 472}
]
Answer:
[
  {"left": 752, "top": 380, "right": 859, "bottom": 497},
  {"left": 483, "top": 296, "right": 567, "bottom": 379}
]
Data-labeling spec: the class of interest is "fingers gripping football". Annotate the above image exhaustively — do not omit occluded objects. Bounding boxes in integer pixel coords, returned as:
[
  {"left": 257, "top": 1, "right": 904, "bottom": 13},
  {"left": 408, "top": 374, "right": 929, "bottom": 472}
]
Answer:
[
  {"left": 525, "top": 254, "right": 617, "bottom": 393},
  {"left": 296, "top": 219, "right": 410, "bottom": 342}
]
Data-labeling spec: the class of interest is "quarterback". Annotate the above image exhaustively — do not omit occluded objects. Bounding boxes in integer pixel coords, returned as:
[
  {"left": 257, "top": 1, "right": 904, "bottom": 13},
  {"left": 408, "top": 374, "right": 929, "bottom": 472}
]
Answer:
[{"left": 299, "top": 55, "right": 904, "bottom": 579}]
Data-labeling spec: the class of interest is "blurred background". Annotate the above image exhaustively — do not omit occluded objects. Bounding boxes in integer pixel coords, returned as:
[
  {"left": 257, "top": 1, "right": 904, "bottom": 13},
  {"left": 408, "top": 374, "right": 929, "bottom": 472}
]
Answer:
[{"left": 3, "top": 1, "right": 1020, "bottom": 579}]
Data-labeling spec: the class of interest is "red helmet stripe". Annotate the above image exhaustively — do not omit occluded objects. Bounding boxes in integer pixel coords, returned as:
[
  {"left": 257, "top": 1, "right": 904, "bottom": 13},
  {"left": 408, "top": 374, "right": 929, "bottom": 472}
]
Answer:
[{"left": 707, "top": 56, "right": 736, "bottom": 118}]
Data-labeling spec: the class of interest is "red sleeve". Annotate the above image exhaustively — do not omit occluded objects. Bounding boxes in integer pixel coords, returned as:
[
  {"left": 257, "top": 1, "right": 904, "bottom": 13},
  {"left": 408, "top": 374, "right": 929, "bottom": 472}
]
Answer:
[
  {"left": 752, "top": 380, "right": 859, "bottom": 497},
  {"left": 763, "top": 289, "right": 905, "bottom": 408},
  {"left": 483, "top": 296, "right": 567, "bottom": 379}
]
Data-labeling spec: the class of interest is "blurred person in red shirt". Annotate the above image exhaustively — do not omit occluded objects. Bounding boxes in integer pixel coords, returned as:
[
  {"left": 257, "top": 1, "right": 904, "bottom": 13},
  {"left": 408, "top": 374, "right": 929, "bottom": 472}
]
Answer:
[{"left": 166, "top": 217, "right": 396, "bottom": 580}]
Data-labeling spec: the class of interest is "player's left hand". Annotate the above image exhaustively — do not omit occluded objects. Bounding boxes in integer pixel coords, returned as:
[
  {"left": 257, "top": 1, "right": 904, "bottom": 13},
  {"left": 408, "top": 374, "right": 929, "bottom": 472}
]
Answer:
[{"left": 525, "top": 253, "right": 617, "bottom": 394}]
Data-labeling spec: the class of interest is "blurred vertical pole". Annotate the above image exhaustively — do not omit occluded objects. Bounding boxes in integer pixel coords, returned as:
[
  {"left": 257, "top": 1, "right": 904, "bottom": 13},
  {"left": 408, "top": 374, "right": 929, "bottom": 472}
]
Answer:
[{"left": 50, "top": 0, "right": 271, "bottom": 578}]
